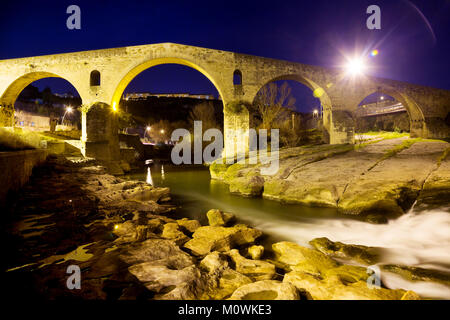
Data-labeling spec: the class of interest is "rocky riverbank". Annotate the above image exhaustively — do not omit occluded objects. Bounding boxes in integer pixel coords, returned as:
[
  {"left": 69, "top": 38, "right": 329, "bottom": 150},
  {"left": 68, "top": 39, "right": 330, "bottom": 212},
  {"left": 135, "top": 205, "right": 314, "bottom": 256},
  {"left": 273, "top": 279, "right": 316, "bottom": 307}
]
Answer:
[
  {"left": 210, "top": 137, "right": 450, "bottom": 222},
  {"left": 5, "top": 154, "right": 447, "bottom": 300}
]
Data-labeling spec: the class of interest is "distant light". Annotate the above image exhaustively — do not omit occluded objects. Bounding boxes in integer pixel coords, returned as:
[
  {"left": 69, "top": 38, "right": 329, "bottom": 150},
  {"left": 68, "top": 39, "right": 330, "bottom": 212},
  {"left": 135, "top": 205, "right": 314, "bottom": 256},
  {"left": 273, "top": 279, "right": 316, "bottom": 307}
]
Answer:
[
  {"left": 313, "top": 109, "right": 318, "bottom": 115},
  {"left": 146, "top": 126, "right": 151, "bottom": 131},
  {"left": 160, "top": 129, "right": 165, "bottom": 134},
  {"left": 370, "top": 49, "right": 379, "bottom": 57},
  {"left": 345, "top": 58, "right": 366, "bottom": 76},
  {"left": 66, "top": 106, "right": 73, "bottom": 113},
  {"left": 114, "top": 224, "right": 119, "bottom": 230},
  {"left": 380, "top": 96, "right": 384, "bottom": 100}
]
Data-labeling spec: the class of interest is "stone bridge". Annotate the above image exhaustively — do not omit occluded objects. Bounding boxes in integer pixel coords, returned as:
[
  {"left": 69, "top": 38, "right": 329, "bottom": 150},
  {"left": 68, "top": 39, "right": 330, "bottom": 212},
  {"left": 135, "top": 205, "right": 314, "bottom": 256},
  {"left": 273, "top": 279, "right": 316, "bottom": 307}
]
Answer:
[{"left": 0, "top": 43, "right": 449, "bottom": 160}]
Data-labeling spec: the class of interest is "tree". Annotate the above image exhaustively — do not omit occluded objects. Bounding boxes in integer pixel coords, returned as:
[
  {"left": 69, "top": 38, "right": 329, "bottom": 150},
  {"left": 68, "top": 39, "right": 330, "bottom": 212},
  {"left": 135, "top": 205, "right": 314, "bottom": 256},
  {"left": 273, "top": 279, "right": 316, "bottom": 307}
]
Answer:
[
  {"left": 189, "top": 101, "right": 218, "bottom": 131},
  {"left": 117, "top": 109, "right": 136, "bottom": 131},
  {"left": 252, "top": 82, "right": 296, "bottom": 130}
]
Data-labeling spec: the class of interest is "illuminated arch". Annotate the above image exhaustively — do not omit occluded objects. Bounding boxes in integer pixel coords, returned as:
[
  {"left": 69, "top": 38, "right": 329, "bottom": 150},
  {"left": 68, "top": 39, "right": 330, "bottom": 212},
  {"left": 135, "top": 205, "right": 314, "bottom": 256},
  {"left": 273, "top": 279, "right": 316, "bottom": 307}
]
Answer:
[{"left": 0, "top": 71, "right": 84, "bottom": 106}]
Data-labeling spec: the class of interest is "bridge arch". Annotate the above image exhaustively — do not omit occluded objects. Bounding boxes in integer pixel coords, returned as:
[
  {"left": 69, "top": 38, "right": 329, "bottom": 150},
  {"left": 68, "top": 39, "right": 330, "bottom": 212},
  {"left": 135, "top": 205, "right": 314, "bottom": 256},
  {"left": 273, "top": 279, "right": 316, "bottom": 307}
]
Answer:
[
  {"left": 0, "top": 71, "right": 86, "bottom": 106},
  {"left": 110, "top": 57, "right": 227, "bottom": 110},
  {"left": 250, "top": 74, "right": 332, "bottom": 108},
  {"left": 249, "top": 73, "right": 333, "bottom": 142},
  {"left": 354, "top": 85, "right": 426, "bottom": 137}
]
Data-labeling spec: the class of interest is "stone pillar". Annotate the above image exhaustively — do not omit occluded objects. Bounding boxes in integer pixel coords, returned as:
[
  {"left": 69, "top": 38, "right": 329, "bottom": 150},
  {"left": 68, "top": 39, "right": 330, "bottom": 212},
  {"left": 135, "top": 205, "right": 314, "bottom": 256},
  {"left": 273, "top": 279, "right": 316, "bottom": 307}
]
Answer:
[
  {"left": 223, "top": 101, "right": 250, "bottom": 161},
  {"left": 81, "top": 103, "right": 120, "bottom": 161},
  {"left": 422, "top": 117, "right": 450, "bottom": 139},
  {"left": 329, "top": 110, "right": 355, "bottom": 144},
  {"left": 0, "top": 104, "right": 15, "bottom": 127}
]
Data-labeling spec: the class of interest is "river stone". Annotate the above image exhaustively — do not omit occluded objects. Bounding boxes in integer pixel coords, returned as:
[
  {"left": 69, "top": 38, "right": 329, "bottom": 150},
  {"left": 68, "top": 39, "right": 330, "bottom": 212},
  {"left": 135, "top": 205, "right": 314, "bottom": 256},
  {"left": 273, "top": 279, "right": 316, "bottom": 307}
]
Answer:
[
  {"left": 199, "top": 251, "right": 229, "bottom": 272},
  {"left": 161, "top": 222, "right": 190, "bottom": 245},
  {"left": 113, "top": 220, "right": 136, "bottom": 237},
  {"left": 228, "top": 175, "right": 265, "bottom": 197},
  {"left": 119, "top": 238, "right": 194, "bottom": 267},
  {"left": 176, "top": 218, "right": 201, "bottom": 233},
  {"left": 128, "top": 263, "right": 203, "bottom": 299},
  {"left": 381, "top": 264, "right": 450, "bottom": 286},
  {"left": 227, "top": 249, "right": 276, "bottom": 281},
  {"left": 283, "top": 271, "right": 407, "bottom": 300},
  {"left": 184, "top": 225, "right": 262, "bottom": 256},
  {"left": 309, "top": 237, "right": 379, "bottom": 265},
  {"left": 272, "top": 241, "right": 338, "bottom": 274},
  {"left": 248, "top": 245, "right": 264, "bottom": 260},
  {"left": 206, "top": 209, "right": 235, "bottom": 226},
  {"left": 201, "top": 268, "right": 253, "bottom": 300},
  {"left": 229, "top": 280, "right": 300, "bottom": 300}
]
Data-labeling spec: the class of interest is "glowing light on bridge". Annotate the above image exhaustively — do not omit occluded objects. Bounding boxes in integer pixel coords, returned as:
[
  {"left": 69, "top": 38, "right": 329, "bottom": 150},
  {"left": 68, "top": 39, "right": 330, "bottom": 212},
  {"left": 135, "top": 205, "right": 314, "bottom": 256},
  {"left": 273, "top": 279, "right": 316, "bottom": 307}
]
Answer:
[
  {"left": 112, "top": 102, "right": 117, "bottom": 112},
  {"left": 345, "top": 58, "right": 366, "bottom": 76}
]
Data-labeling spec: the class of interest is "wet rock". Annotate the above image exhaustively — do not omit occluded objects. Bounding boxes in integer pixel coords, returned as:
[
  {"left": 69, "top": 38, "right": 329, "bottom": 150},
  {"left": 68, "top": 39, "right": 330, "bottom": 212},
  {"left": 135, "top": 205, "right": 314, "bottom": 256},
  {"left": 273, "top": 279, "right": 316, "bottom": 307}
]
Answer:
[
  {"left": 309, "top": 237, "right": 379, "bottom": 265},
  {"left": 200, "top": 251, "right": 229, "bottom": 272},
  {"left": 248, "top": 245, "right": 264, "bottom": 260},
  {"left": 227, "top": 249, "right": 276, "bottom": 281},
  {"left": 229, "top": 175, "right": 265, "bottom": 197},
  {"left": 120, "top": 238, "right": 194, "bottom": 267},
  {"left": 229, "top": 280, "right": 300, "bottom": 300},
  {"left": 401, "top": 290, "right": 421, "bottom": 300},
  {"left": 161, "top": 222, "right": 190, "bottom": 246},
  {"left": 134, "top": 225, "right": 157, "bottom": 241},
  {"left": 206, "top": 209, "right": 235, "bottom": 227},
  {"left": 184, "top": 225, "right": 262, "bottom": 256},
  {"left": 272, "top": 241, "right": 338, "bottom": 274},
  {"left": 129, "top": 264, "right": 203, "bottom": 299},
  {"left": 365, "top": 214, "right": 388, "bottom": 224},
  {"left": 113, "top": 220, "right": 136, "bottom": 237},
  {"left": 283, "top": 271, "right": 408, "bottom": 300},
  {"left": 381, "top": 264, "right": 450, "bottom": 286},
  {"left": 176, "top": 218, "right": 201, "bottom": 233}
]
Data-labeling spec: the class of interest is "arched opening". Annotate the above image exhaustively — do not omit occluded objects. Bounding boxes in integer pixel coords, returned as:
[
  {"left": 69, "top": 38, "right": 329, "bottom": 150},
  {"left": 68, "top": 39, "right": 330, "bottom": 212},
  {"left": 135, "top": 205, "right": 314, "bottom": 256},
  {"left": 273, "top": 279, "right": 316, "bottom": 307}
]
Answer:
[
  {"left": 90, "top": 70, "right": 101, "bottom": 86},
  {"left": 112, "top": 61, "right": 224, "bottom": 163},
  {"left": 233, "top": 70, "right": 242, "bottom": 85},
  {"left": 251, "top": 75, "right": 331, "bottom": 147},
  {"left": 0, "top": 73, "right": 83, "bottom": 151},
  {"left": 355, "top": 89, "right": 425, "bottom": 140}
]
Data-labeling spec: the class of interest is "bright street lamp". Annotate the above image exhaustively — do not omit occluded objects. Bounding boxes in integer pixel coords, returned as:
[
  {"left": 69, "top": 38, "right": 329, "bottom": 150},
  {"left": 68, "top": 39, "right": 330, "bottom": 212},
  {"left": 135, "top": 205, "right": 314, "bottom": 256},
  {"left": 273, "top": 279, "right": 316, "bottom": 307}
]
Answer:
[
  {"left": 345, "top": 58, "right": 366, "bottom": 76},
  {"left": 61, "top": 106, "right": 73, "bottom": 125}
]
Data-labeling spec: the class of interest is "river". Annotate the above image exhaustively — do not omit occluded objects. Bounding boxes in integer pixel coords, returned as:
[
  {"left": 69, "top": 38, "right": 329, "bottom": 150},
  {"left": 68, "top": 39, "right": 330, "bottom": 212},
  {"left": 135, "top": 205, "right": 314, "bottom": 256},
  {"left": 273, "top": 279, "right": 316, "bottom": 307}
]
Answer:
[{"left": 127, "top": 163, "right": 450, "bottom": 299}]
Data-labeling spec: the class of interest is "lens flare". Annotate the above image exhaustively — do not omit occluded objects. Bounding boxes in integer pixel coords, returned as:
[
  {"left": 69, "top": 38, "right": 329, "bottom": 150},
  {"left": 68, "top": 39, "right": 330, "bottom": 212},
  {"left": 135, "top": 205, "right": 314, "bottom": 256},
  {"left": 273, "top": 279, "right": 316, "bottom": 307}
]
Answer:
[{"left": 370, "top": 49, "right": 379, "bottom": 57}]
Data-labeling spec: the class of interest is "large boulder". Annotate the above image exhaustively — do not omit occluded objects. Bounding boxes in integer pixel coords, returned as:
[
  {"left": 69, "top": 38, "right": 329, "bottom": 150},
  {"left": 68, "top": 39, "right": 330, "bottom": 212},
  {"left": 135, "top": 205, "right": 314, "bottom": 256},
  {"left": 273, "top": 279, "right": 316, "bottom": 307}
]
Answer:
[
  {"left": 198, "top": 251, "right": 252, "bottom": 300},
  {"left": 184, "top": 225, "right": 262, "bottom": 256},
  {"left": 228, "top": 175, "right": 265, "bottom": 197},
  {"left": 206, "top": 209, "right": 235, "bottom": 227},
  {"left": 229, "top": 280, "right": 300, "bottom": 300},
  {"left": 272, "top": 241, "right": 338, "bottom": 275},
  {"left": 381, "top": 264, "right": 450, "bottom": 286},
  {"left": 283, "top": 271, "right": 409, "bottom": 300},
  {"left": 161, "top": 222, "right": 190, "bottom": 245},
  {"left": 309, "top": 237, "right": 379, "bottom": 265},
  {"left": 128, "top": 263, "right": 204, "bottom": 299},
  {"left": 177, "top": 218, "right": 201, "bottom": 233},
  {"left": 119, "top": 238, "right": 194, "bottom": 267}
]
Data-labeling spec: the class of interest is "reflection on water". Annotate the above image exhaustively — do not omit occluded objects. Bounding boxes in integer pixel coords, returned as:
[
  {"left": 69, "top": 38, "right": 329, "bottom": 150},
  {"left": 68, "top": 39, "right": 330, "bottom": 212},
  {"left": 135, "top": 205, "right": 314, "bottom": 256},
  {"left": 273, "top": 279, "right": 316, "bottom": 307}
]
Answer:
[{"left": 130, "top": 163, "right": 450, "bottom": 298}]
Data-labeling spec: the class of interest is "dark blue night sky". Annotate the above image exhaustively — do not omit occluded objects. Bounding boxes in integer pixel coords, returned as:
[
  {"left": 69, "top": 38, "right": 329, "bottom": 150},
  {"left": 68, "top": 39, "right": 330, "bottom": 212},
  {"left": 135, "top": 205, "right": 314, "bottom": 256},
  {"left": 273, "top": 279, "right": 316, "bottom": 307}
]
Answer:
[{"left": 1, "top": 0, "right": 449, "bottom": 112}]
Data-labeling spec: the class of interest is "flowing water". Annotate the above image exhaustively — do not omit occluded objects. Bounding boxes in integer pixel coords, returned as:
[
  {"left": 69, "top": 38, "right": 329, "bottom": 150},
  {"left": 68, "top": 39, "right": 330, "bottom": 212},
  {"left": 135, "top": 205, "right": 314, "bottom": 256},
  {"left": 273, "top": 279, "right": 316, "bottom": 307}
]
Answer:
[{"left": 128, "top": 163, "right": 450, "bottom": 299}]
